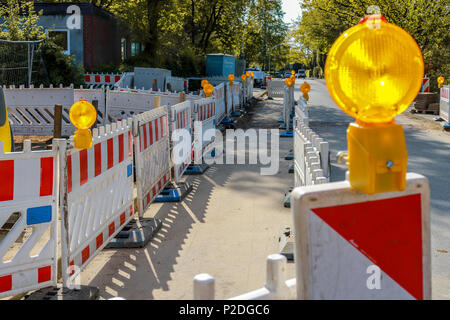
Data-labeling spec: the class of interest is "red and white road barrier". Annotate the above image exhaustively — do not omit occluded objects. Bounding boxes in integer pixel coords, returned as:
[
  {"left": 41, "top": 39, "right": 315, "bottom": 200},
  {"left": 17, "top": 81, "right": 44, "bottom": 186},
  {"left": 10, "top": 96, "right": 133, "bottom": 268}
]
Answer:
[
  {"left": 60, "top": 120, "right": 135, "bottom": 286},
  {"left": 170, "top": 101, "right": 193, "bottom": 183},
  {"left": 291, "top": 173, "right": 431, "bottom": 300},
  {"left": 214, "top": 83, "right": 226, "bottom": 123},
  {"left": 85, "top": 73, "right": 122, "bottom": 88},
  {"left": 440, "top": 85, "right": 449, "bottom": 122},
  {"left": 267, "top": 80, "right": 285, "bottom": 98},
  {"left": 193, "top": 98, "right": 216, "bottom": 161},
  {"left": 0, "top": 140, "right": 62, "bottom": 298},
  {"left": 226, "top": 83, "right": 233, "bottom": 116},
  {"left": 421, "top": 78, "right": 430, "bottom": 93},
  {"left": 133, "top": 108, "right": 171, "bottom": 216}
]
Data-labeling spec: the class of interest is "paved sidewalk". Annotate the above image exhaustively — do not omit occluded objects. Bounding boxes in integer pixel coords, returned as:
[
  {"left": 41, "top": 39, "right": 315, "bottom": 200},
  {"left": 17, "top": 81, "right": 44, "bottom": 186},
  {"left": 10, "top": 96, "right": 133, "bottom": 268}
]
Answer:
[{"left": 80, "top": 96, "right": 297, "bottom": 300}]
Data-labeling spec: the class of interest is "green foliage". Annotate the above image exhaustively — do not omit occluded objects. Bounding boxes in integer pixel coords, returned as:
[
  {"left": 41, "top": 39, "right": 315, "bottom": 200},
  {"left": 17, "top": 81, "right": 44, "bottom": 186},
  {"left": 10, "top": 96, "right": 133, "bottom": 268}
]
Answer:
[
  {"left": 0, "top": 0, "right": 46, "bottom": 41},
  {"left": 294, "top": 0, "right": 449, "bottom": 92},
  {"left": 37, "top": 40, "right": 85, "bottom": 86}
]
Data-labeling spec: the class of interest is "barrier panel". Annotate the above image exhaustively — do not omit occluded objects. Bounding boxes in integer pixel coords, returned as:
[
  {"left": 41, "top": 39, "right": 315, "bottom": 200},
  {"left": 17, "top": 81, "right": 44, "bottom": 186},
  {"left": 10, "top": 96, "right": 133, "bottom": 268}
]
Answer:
[
  {"left": 267, "top": 80, "right": 284, "bottom": 98},
  {"left": 85, "top": 73, "right": 122, "bottom": 89},
  {"left": 295, "top": 97, "right": 309, "bottom": 127},
  {"left": 226, "top": 83, "right": 233, "bottom": 116},
  {"left": 170, "top": 101, "right": 192, "bottom": 183},
  {"left": 4, "top": 86, "right": 75, "bottom": 136},
  {"left": 291, "top": 173, "right": 431, "bottom": 300},
  {"left": 293, "top": 117, "right": 329, "bottom": 187},
  {"left": 193, "top": 255, "right": 297, "bottom": 300},
  {"left": 0, "top": 140, "right": 60, "bottom": 298},
  {"left": 60, "top": 120, "right": 135, "bottom": 286},
  {"left": 133, "top": 107, "right": 171, "bottom": 216},
  {"left": 440, "top": 85, "right": 449, "bottom": 122},
  {"left": 106, "top": 89, "right": 154, "bottom": 123},
  {"left": 193, "top": 98, "right": 216, "bottom": 160},
  {"left": 214, "top": 83, "right": 226, "bottom": 123},
  {"left": 232, "top": 83, "right": 241, "bottom": 111},
  {"left": 74, "top": 88, "right": 106, "bottom": 126}
]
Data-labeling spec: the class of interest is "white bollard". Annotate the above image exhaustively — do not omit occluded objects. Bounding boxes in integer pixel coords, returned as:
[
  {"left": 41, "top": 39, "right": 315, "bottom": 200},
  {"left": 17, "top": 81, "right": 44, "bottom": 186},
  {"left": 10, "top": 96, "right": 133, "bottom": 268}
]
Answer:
[
  {"left": 194, "top": 274, "right": 215, "bottom": 300},
  {"left": 264, "top": 254, "right": 291, "bottom": 299}
]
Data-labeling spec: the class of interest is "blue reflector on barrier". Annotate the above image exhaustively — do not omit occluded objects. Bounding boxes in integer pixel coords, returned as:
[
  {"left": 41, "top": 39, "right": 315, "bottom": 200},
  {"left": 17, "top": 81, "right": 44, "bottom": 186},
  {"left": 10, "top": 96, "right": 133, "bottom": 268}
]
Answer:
[
  {"left": 127, "top": 164, "right": 133, "bottom": 177},
  {"left": 27, "top": 206, "right": 52, "bottom": 225}
]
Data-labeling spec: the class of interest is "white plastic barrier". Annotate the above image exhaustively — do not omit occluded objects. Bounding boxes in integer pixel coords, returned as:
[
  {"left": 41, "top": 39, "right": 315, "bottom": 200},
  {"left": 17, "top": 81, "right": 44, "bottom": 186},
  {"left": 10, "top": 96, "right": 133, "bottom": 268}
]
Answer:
[
  {"left": 232, "top": 83, "right": 241, "bottom": 110},
  {"left": 0, "top": 140, "right": 61, "bottom": 298},
  {"left": 214, "top": 83, "right": 226, "bottom": 123},
  {"left": 133, "top": 108, "right": 171, "bottom": 216},
  {"left": 193, "top": 255, "right": 297, "bottom": 300},
  {"left": 85, "top": 73, "right": 122, "bottom": 89},
  {"left": 267, "top": 80, "right": 285, "bottom": 98},
  {"left": 170, "top": 101, "right": 192, "bottom": 183},
  {"left": 74, "top": 88, "right": 106, "bottom": 126},
  {"left": 440, "top": 85, "right": 449, "bottom": 122},
  {"left": 60, "top": 120, "right": 135, "bottom": 286},
  {"left": 226, "top": 83, "right": 233, "bottom": 116},
  {"left": 295, "top": 97, "right": 309, "bottom": 127},
  {"left": 293, "top": 117, "right": 329, "bottom": 187},
  {"left": 4, "top": 86, "right": 75, "bottom": 136},
  {"left": 193, "top": 98, "right": 216, "bottom": 160},
  {"left": 106, "top": 89, "right": 154, "bottom": 123}
]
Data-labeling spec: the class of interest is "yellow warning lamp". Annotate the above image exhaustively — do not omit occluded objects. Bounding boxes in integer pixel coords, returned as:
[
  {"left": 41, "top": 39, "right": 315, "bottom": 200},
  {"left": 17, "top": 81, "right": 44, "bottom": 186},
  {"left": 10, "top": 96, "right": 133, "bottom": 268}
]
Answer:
[
  {"left": 241, "top": 74, "right": 247, "bottom": 83},
  {"left": 438, "top": 76, "right": 445, "bottom": 89},
  {"left": 291, "top": 70, "right": 295, "bottom": 75},
  {"left": 69, "top": 100, "right": 97, "bottom": 149},
  {"left": 290, "top": 74, "right": 296, "bottom": 85},
  {"left": 300, "top": 82, "right": 311, "bottom": 102},
  {"left": 251, "top": 72, "right": 255, "bottom": 80},
  {"left": 325, "top": 14, "right": 424, "bottom": 195},
  {"left": 285, "top": 78, "right": 292, "bottom": 87},
  {"left": 228, "top": 74, "right": 235, "bottom": 86},
  {"left": 203, "top": 83, "right": 214, "bottom": 98},
  {"left": 246, "top": 72, "right": 250, "bottom": 78},
  {"left": 201, "top": 80, "right": 209, "bottom": 88}
]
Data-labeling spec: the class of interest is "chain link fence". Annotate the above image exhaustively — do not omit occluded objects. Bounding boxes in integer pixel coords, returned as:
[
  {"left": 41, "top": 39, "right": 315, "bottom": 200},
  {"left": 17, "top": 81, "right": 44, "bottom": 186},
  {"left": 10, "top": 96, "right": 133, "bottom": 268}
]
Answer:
[{"left": 0, "top": 39, "right": 49, "bottom": 87}]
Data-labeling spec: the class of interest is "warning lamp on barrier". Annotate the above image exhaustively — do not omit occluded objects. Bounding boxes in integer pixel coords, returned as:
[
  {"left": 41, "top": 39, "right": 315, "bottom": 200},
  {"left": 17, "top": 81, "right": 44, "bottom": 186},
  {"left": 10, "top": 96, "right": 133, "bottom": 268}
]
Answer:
[
  {"left": 69, "top": 100, "right": 97, "bottom": 150},
  {"left": 241, "top": 74, "right": 247, "bottom": 83},
  {"left": 201, "top": 80, "right": 209, "bottom": 88},
  {"left": 228, "top": 74, "right": 235, "bottom": 86},
  {"left": 438, "top": 76, "right": 445, "bottom": 89},
  {"left": 290, "top": 75, "right": 296, "bottom": 85},
  {"left": 251, "top": 72, "right": 255, "bottom": 79},
  {"left": 285, "top": 78, "right": 292, "bottom": 87},
  {"left": 300, "top": 81, "right": 311, "bottom": 102},
  {"left": 325, "top": 14, "right": 424, "bottom": 194},
  {"left": 291, "top": 70, "right": 295, "bottom": 75},
  {"left": 246, "top": 72, "right": 250, "bottom": 78},
  {"left": 203, "top": 84, "right": 214, "bottom": 97}
]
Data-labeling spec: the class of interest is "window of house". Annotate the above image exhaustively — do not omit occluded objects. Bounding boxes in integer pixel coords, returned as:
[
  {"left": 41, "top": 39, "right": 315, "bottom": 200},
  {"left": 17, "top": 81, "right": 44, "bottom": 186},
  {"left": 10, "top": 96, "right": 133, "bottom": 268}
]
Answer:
[{"left": 47, "top": 30, "right": 70, "bottom": 55}]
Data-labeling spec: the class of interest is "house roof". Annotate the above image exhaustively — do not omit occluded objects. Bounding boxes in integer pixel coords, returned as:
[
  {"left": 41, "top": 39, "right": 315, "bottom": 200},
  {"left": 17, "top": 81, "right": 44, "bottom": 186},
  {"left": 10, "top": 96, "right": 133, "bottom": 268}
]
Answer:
[{"left": 33, "top": 2, "right": 117, "bottom": 20}]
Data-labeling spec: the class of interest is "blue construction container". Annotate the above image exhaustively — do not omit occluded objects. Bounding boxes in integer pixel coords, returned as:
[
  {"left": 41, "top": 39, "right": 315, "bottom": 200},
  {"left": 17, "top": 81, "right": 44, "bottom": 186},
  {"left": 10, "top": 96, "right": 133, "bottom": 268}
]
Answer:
[{"left": 206, "top": 54, "right": 236, "bottom": 77}]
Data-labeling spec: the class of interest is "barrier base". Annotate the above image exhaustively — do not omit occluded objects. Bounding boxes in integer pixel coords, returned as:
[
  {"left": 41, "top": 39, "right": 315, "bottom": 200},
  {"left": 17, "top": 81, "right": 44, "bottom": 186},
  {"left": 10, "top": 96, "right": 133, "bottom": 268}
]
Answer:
[
  {"left": 231, "top": 112, "right": 241, "bottom": 117},
  {"left": 278, "top": 118, "right": 284, "bottom": 123},
  {"left": 284, "top": 151, "right": 294, "bottom": 160},
  {"left": 280, "top": 131, "right": 293, "bottom": 138},
  {"left": 106, "top": 218, "right": 162, "bottom": 249},
  {"left": 284, "top": 188, "right": 293, "bottom": 208},
  {"left": 267, "top": 97, "right": 274, "bottom": 100},
  {"left": 289, "top": 164, "right": 295, "bottom": 174},
  {"left": 279, "top": 227, "right": 295, "bottom": 261},
  {"left": 221, "top": 118, "right": 233, "bottom": 125},
  {"left": 444, "top": 122, "right": 450, "bottom": 131},
  {"left": 23, "top": 284, "right": 99, "bottom": 300},
  {"left": 185, "top": 163, "right": 210, "bottom": 175},
  {"left": 154, "top": 182, "right": 193, "bottom": 203}
]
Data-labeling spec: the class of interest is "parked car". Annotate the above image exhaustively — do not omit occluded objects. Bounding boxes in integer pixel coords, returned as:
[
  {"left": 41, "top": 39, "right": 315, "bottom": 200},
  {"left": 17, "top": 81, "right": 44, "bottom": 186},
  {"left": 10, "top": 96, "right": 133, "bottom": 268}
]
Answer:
[
  {"left": 275, "top": 72, "right": 282, "bottom": 78},
  {"left": 297, "top": 69, "right": 306, "bottom": 79},
  {"left": 284, "top": 72, "right": 291, "bottom": 79}
]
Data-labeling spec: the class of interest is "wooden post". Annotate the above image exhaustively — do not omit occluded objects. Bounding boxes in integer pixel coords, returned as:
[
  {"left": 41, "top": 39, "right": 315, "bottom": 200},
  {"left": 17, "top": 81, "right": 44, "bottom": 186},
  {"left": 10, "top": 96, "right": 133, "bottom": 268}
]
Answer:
[
  {"left": 53, "top": 104, "right": 62, "bottom": 138},
  {"left": 154, "top": 96, "right": 161, "bottom": 109},
  {"left": 179, "top": 92, "right": 186, "bottom": 103},
  {"left": 92, "top": 100, "right": 99, "bottom": 128},
  {"left": 152, "top": 79, "right": 158, "bottom": 91}
]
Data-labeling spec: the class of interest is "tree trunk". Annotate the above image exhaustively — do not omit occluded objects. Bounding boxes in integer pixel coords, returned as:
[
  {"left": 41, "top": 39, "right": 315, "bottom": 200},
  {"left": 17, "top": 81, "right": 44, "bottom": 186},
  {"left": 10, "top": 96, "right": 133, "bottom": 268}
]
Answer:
[{"left": 143, "top": 0, "right": 163, "bottom": 61}]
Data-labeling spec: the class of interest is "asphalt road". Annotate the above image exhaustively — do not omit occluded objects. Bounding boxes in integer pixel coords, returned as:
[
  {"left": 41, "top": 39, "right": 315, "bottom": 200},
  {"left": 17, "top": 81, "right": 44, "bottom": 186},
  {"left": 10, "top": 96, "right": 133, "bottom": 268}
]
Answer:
[{"left": 294, "top": 79, "right": 450, "bottom": 299}]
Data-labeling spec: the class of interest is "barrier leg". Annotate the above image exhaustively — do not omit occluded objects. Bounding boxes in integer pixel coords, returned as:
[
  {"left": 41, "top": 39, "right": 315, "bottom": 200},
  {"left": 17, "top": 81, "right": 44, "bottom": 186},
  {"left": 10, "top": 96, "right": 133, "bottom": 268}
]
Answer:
[
  {"left": 107, "top": 217, "right": 163, "bottom": 249},
  {"left": 154, "top": 181, "right": 193, "bottom": 203}
]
